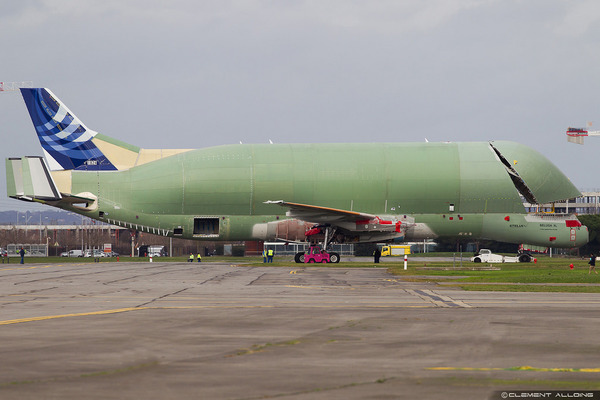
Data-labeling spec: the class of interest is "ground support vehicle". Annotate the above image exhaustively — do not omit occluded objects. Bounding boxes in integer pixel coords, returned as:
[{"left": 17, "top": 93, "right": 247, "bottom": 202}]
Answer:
[
  {"left": 381, "top": 245, "right": 411, "bottom": 256},
  {"left": 294, "top": 246, "right": 340, "bottom": 264},
  {"left": 471, "top": 249, "right": 532, "bottom": 263}
]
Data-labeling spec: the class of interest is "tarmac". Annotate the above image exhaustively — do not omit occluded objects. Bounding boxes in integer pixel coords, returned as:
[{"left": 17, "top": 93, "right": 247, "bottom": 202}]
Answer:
[{"left": 1, "top": 261, "right": 600, "bottom": 399}]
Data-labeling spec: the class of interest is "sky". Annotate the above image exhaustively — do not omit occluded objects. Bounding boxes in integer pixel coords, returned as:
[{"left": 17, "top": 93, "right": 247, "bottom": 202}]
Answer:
[{"left": 1, "top": 0, "right": 600, "bottom": 212}]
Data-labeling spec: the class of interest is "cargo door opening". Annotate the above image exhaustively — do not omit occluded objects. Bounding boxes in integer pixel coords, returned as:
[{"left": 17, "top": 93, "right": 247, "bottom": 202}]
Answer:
[{"left": 193, "top": 217, "right": 220, "bottom": 237}]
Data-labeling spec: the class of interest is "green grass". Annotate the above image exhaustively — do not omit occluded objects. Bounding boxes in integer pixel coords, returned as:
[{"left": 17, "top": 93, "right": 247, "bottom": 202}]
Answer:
[
  {"left": 388, "top": 259, "right": 597, "bottom": 283},
  {"left": 457, "top": 284, "right": 600, "bottom": 293},
  {"left": 383, "top": 257, "right": 600, "bottom": 292}
]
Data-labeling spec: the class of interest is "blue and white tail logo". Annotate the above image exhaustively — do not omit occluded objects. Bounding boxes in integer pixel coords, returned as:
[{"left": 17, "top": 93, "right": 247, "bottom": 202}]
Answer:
[{"left": 20, "top": 88, "right": 117, "bottom": 171}]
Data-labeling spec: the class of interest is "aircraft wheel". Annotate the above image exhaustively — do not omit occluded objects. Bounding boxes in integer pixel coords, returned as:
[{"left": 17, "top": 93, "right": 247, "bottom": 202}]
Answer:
[
  {"left": 473, "top": 257, "right": 482, "bottom": 263},
  {"left": 329, "top": 253, "right": 340, "bottom": 263},
  {"left": 294, "top": 252, "right": 305, "bottom": 263},
  {"left": 518, "top": 254, "right": 531, "bottom": 263}
]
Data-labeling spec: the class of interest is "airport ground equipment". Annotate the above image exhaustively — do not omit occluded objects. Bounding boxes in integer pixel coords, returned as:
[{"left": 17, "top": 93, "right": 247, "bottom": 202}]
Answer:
[
  {"left": 295, "top": 245, "right": 340, "bottom": 264},
  {"left": 381, "top": 245, "right": 411, "bottom": 256},
  {"left": 471, "top": 249, "right": 532, "bottom": 263}
]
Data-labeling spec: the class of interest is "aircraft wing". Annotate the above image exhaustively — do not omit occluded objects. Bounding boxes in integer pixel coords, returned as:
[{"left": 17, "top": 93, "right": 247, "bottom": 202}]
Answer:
[
  {"left": 264, "top": 200, "right": 377, "bottom": 223},
  {"left": 264, "top": 200, "right": 413, "bottom": 243}
]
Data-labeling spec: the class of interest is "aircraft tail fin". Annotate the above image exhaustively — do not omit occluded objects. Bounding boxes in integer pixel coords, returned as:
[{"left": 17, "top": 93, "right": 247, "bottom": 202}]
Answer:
[{"left": 20, "top": 88, "right": 140, "bottom": 171}]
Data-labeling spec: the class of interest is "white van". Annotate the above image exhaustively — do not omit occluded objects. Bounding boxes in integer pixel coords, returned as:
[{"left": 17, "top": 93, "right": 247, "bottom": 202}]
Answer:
[{"left": 61, "top": 250, "right": 83, "bottom": 257}]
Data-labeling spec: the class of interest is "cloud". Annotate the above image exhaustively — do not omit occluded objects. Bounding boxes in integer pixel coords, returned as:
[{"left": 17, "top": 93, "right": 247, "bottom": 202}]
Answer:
[
  {"left": 1, "top": 1, "right": 497, "bottom": 35},
  {"left": 555, "top": 0, "right": 600, "bottom": 37},
  {"left": 303, "top": 0, "right": 494, "bottom": 33}
]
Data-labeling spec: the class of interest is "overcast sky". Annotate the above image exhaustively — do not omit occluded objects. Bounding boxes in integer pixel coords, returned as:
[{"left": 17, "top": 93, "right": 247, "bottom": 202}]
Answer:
[{"left": 1, "top": 0, "right": 600, "bottom": 212}]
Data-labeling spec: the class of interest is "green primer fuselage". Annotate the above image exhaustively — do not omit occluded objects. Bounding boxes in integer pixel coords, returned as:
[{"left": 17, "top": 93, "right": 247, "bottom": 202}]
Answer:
[{"left": 67, "top": 141, "right": 587, "bottom": 248}]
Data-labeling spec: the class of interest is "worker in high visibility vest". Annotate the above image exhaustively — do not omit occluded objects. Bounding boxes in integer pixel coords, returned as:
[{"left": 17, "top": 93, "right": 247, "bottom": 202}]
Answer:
[
  {"left": 262, "top": 249, "right": 267, "bottom": 263},
  {"left": 197, "top": 253, "right": 202, "bottom": 263},
  {"left": 267, "top": 248, "right": 274, "bottom": 263},
  {"left": 188, "top": 253, "right": 194, "bottom": 262}
]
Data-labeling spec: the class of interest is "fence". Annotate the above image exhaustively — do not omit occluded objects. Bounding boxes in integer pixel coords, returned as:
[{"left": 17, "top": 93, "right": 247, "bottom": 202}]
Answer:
[{"left": 6, "top": 244, "right": 48, "bottom": 257}]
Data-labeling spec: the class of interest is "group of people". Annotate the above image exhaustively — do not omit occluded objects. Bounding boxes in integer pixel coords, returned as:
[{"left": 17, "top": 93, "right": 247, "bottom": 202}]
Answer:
[
  {"left": 262, "top": 248, "right": 275, "bottom": 263},
  {"left": 188, "top": 253, "right": 202, "bottom": 262}
]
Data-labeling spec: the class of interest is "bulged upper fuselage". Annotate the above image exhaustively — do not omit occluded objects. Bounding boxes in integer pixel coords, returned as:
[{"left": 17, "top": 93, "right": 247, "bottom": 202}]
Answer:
[
  {"left": 6, "top": 88, "right": 589, "bottom": 248},
  {"left": 55, "top": 140, "right": 584, "bottom": 247}
]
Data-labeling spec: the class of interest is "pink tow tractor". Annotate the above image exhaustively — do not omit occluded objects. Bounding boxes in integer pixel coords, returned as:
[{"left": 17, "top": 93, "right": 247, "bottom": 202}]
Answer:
[
  {"left": 294, "top": 225, "right": 341, "bottom": 263},
  {"left": 295, "top": 245, "right": 340, "bottom": 264}
]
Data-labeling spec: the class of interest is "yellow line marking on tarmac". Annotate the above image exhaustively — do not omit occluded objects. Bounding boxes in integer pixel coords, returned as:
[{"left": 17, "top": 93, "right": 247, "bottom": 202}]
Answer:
[
  {"left": 0, "top": 307, "right": 149, "bottom": 326},
  {"left": 0, "top": 302, "right": 433, "bottom": 326},
  {"left": 0, "top": 264, "right": 69, "bottom": 271},
  {"left": 428, "top": 366, "right": 600, "bottom": 373}
]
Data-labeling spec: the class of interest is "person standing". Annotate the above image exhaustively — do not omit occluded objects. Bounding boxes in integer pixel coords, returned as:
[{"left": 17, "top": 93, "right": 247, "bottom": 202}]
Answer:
[
  {"left": 589, "top": 253, "right": 598, "bottom": 275},
  {"left": 19, "top": 247, "right": 25, "bottom": 264},
  {"left": 262, "top": 248, "right": 267, "bottom": 263},
  {"left": 267, "top": 248, "right": 274, "bottom": 263},
  {"left": 373, "top": 247, "right": 381, "bottom": 264},
  {"left": 197, "top": 253, "right": 202, "bottom": 263}
]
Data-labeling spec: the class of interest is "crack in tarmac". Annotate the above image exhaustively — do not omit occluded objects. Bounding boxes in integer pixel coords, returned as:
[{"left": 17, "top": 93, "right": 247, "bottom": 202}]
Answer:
[{"left": 135, "top": 287, "right": 193, "bottom": 307}]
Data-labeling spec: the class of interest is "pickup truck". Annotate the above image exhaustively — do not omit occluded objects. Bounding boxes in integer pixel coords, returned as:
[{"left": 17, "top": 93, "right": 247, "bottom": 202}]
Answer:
[{"left": 471, "top": 249, "right": 532, "bottom": 263}]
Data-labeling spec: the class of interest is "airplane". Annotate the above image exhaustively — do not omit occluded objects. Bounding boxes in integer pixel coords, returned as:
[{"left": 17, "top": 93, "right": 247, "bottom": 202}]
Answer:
[{"left": 5, "top": 88, "right": 588, "bottom": 260}]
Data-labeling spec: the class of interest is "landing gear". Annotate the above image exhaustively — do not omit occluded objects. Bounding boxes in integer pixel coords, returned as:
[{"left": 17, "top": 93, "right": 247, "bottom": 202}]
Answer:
[
  {"left": 295, "top": 225, "right": 342, "bottom": 264},
  {"left": 294, "top": 252, "right": 305, "bottom": 264}
]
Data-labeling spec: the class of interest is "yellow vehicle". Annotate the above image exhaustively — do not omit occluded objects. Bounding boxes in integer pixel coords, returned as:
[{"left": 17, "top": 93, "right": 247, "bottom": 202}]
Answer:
[{"left": 381, "top": 245, "right": 411, "bottom": 256}]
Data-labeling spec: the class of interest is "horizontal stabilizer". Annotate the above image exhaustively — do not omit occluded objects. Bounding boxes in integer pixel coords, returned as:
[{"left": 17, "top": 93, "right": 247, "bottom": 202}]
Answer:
[{"left": 6, "top": 156, "right": 62, "bottom": 202}]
